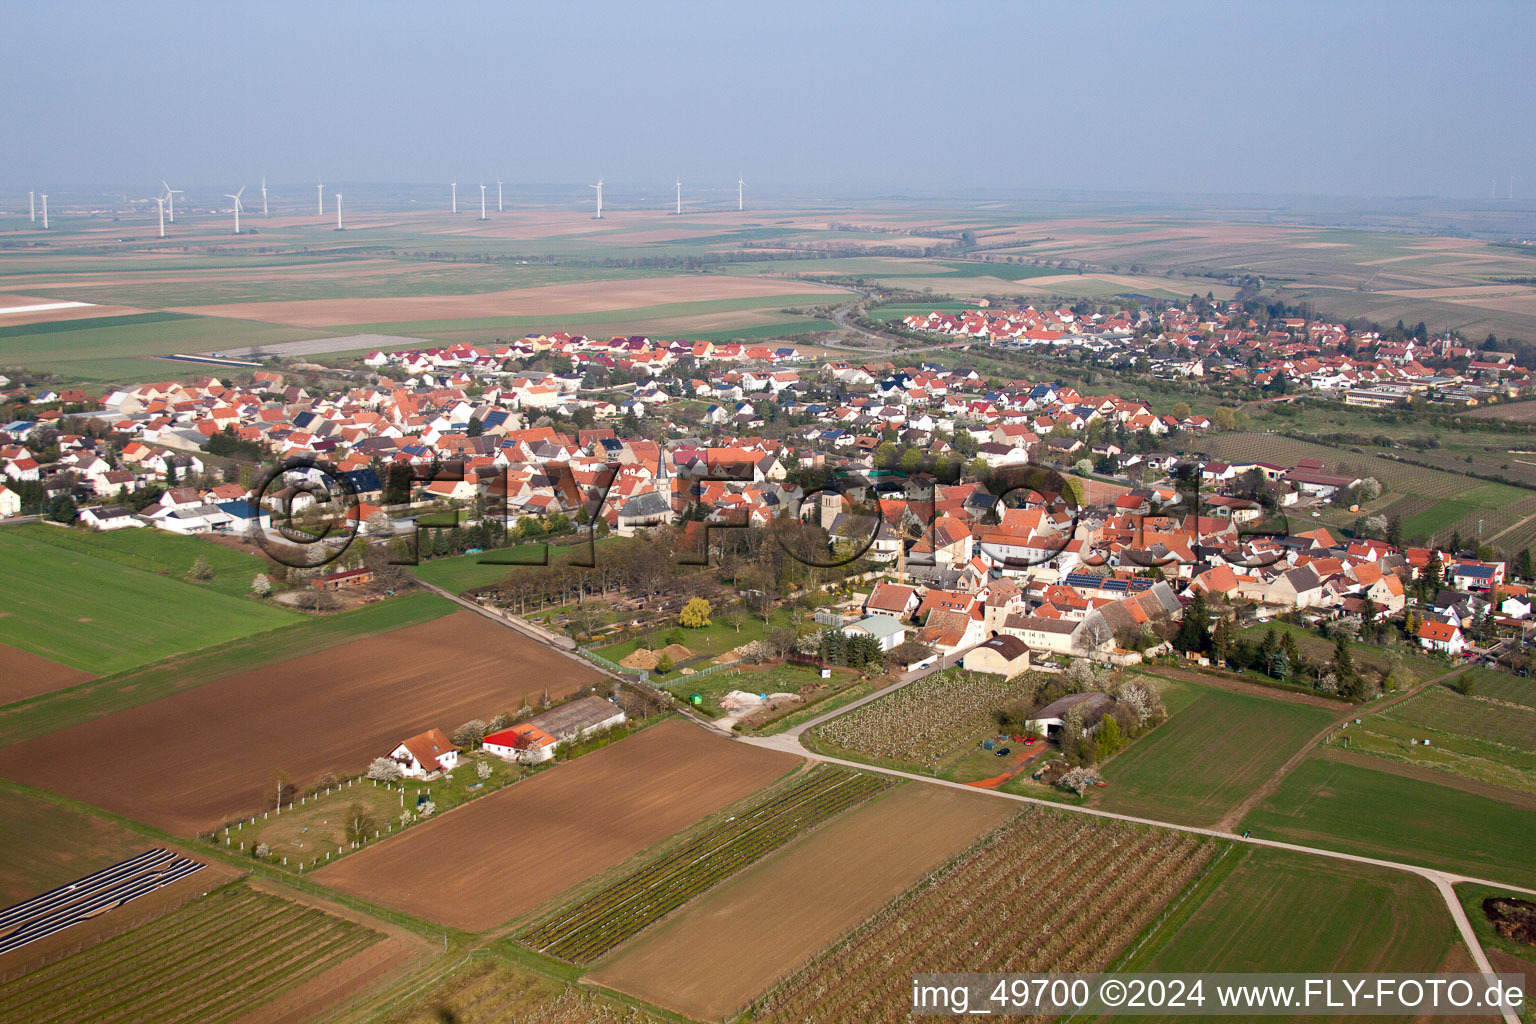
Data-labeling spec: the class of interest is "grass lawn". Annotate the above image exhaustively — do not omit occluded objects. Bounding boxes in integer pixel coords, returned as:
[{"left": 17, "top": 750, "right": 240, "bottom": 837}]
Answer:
[
  {"left": 1122, "top": 845, "right": 1455, "bottom": 982},
  {"left": 0, "top": 591, "right": 455, "bottom": 747},
  {"left": 593, "top": 606, "right": 810, "bottom": 665},
  {"left": 1241, "top": 753, "right": 1536, "bottom": 889},
  {"left": 7, "top": 523, "right": 277, "bottom": 599},
  {"left": 1236, "top": 620, "right": 1445, "bottom": 687},
  {"left": 0, "top": 525, "right": 297, "bottom": 674},
  {"left": 1452, "top": 882, "right": 1536, "bottom": 1022},
  {"left": 658, "top": 662, "right": 860, "bottom": 718},
  {"left": 409, "top": 537, "right": 622, "bottom": 594},
  {"left": 224, "top": 751, "right": 524, "bottom": 870},
  {"left": 0, "top": 784, "right": 154, "bottom": 906},
  {"left": 1091, "top": 686, "right": 1335, "bottom": 827},
  {"left": 1403, "top": 501, "right": 1474, "bottom": 540},
  {"left": 1325, "top": 683, "right": 1536, "bottom": 794}
]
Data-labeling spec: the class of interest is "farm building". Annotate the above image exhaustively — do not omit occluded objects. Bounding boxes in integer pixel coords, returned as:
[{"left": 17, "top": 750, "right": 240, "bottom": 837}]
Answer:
[
  {"left": 961, "top": 635, "right": 1031, "bottom": 677},
  {"left": 311, "top": 567, "right": 375, "bottom": 591},
  {"left": 78, "top": 505, "right": 144, "bottom": 531},
  {"left": 484, "top": 696, "right": 626, "bottom": 764},
  {"left": 842, "top": 614, "right": 906, "bottom": 652},
  {"left": 388, "top": 728, "right": 461, "bottom": 778},
  {"left": 1033, "top": 692, "right": 1112, "bottom": 740}
]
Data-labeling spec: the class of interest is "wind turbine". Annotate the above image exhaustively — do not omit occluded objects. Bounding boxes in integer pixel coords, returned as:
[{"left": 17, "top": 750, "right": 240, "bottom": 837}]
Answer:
[
  {"left": 154, "top": 195, "right": 166, "bottom": 238},
  {"left": 28, "top": 191, "right": 35, "bottom": 223},
  {"left": 225, "top": 186, "right": 245, "bottom": 234},
  {"left": 162, "top": 181, "right": 182, "bottom": 222},
  {"left": 316, "top": 180, "right": 325, "bottom": 215},
  {"left": 479, "top": 183, "right": 487, "bottom": 220},
  {"left": 737, "top": 173, "right": 746, "bottom": 212},
  {"left": 261, "top": 177, "right": 269, "bottom": 217},
  {"left": 40, "top": 193, "right": 49, "bottom": 229},
  {"left": 675, "top": 178, "right": 682, "bottom": 215},
  {"left": 496, "top": 179, "right": 503, "bottom": 212},
  {"left": 590, "top": 177, "right": 603, "bottom": 219},
  {"left": 335, "top": 193, "right": 343, "bottom": 230},
  {"left": 451, "top": 182, "right": 457, "bottom": 214}
]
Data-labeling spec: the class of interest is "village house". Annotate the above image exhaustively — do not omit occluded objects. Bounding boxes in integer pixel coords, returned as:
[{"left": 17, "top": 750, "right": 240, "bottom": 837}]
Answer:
[{"left": 388, "top": 728, "right": 461, "bottom": 778}]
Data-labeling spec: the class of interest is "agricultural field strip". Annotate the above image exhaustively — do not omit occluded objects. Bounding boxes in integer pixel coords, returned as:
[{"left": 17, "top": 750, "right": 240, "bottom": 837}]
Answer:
[
  {"left": 757, "top": 809, "right": 1215, "bottom": 1023},
  {"left": 0, "top": 889, "right": 381, "bottom": 1024},
  {"left": 739, "top": 734, "right": 1535, "bottom": 989},
  {"left": 518, "top": 766, "right": 892, "bottom": 962},
  {"left": 0, "top": 849, "right": 204, "bottom": 955}
]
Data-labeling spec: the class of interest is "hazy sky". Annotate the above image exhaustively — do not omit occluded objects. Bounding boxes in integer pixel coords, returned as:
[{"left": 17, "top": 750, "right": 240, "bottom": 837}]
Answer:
[{"left": 4, "top": 0, "right": 1532, "bottom": 199}]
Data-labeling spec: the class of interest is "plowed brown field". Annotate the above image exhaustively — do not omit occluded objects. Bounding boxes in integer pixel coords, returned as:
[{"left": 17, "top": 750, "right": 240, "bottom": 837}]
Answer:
[
  {"left": 583, "top": 783, "right": 1015, "bottom": 1021},
  {"left": 314, "top": 719, "right": 798, "bottom": 931},
  {"left": 0, "top": 611, "right": 597, "bottom": 833},
  {"left": 0, "top": 644, "right": 95, "bottom": 704}
]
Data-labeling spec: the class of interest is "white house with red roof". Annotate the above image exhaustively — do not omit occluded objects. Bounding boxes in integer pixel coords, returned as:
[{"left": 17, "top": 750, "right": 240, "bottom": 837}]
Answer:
[{"left": 388, "top": 728, "right": 460, "bottom": 778}]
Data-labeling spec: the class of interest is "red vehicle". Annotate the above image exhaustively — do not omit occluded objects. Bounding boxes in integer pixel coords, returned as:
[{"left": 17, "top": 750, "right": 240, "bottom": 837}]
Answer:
[{"left": 1024, "top": 735, "right": 1036, "bottom": 745}]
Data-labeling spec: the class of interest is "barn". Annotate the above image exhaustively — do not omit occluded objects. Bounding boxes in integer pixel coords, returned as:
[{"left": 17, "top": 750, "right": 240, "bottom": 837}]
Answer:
[{"left": 961, "top": 635, "right": 1031, "bottom": 678}]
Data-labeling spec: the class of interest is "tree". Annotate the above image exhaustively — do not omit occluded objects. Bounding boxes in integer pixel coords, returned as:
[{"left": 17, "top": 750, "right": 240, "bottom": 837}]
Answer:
[
  {"left": 344, "top": 802, "right": 377, "bottom": 844},
  {"left": 250, "top": 573, "right": 272, "bottom": 597},
  {"left": 1174, "top": 590, "right": 1211, "bottom": 653},
  {"left": 1057, "top": 766, "right": 1101, "bottom": 795},
  {"left": 1519, "top": 548, "right": 1535, "bottom": 581},
  {"left": 1170, "top": 401, "right": 1191, "bottom": 421},
  {"left": 46, "top": 493, "right": 78, "bottom": 524},
  {"left": 367, "top": 757, "right": 403, "bottom": 782},
  {"left": 722, "top": 606, "right": 746, "bottom": 633},
  {"left": 1387, "top": 515, "right": 1404, "bottom": 548},
  {"left": 1476, "top": 543, "right": 1496, "bottom": 563},
  {"left": 679, "top": 597, "right": 712, "bottom": 629},
  {"left": 189, "top": 555, "right": 214, "bottom": 582},
  {"left": 655, "top": 652, "right": 674, "bottom": 674},
  {"left": 1356, "top": 477, "right": 1383, "bottom": 503},
  {"left": 1421, "top": 551, "right": 1445, "bottom": 596},
  {"left": 1332, "top": 635, "right": 1355, "bottom": 681},
  {"left": 1095, "top": 715, "right": 1124, "bottom": 760},
  {"left": 452, "top": 719, "right": 488, "bottom": 749}
]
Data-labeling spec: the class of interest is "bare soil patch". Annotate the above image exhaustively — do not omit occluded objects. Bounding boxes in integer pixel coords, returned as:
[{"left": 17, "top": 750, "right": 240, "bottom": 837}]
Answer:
[
  {"left": 0, "top": 611, "right": 597, "bottom": 834},
  {"left": 170, "top": 275, "right": 842, "bottom": 328},
  {"left": 583, "top": 783, "right": 1014, "bottom": 1021},
  {"left": 0, "top": 644, "right": 95, "bottom": 705},
  {"left": 315, "top": 719, "right": 797, "bottom": 932}
]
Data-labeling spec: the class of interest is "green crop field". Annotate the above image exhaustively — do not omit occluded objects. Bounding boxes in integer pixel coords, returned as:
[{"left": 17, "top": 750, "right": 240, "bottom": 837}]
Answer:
[
  {"left": 1323, "top": 683, "right": 1536, "bottom": 794},
  {"left": 1123, "top": 845, "right": 1455, "bottom": 981},
  {"left": 0, "top": 591, "right": 454, "bottom": 747},
  {"left": 517, "top": 766, "right": 893, "bottom": 963},
  {"left": 0, "top": 527, "right": 297, "bottom": 675},
  {"left": 0, "top": 313, "right": 326, "bottom": 383},
  {"left": 1463, "top": 668, "right": 1536, "bottom": 709},
  {"left": 1241, "top": 753, "right": 1536, "bottom": 888},
  {"left": 7, "top": 524, "right": 276, "bottom": 600},
  {"left": 0, "top": 884, "right": 382, "bottom": 1024},
  {"left": 1091, "top": 686, "right": 1335, "bottom": 827}
]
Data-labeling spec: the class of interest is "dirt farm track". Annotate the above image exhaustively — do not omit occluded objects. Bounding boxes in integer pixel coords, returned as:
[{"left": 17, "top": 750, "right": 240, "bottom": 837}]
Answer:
[
  {"left": 0, "top": 611, "right": 598, "bottom": 834},
  {"left": 315, "top": 719, "right": 798, "bottom": 932}
]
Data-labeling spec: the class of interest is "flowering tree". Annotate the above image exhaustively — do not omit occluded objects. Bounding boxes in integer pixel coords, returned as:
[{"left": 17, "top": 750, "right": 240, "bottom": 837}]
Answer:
[
  {"left": 366, "top": 757, "right": 402, "bottom": 782},
  {"left": 251, "top": 573, "right": 272, "bottom": 597}
]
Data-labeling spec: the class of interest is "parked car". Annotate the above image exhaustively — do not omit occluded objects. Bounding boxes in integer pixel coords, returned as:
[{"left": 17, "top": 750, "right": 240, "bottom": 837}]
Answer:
[{"left": 994, "top": 747, "right": 1011, "bottom": 757}]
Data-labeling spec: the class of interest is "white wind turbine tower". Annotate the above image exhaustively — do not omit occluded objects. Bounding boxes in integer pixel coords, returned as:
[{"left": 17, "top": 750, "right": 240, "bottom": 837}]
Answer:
[
  {"left": 479, "top": 183, "right": 487, "bottom": 220},
  {"left": 261, "top": 177, "right": 269, "bottom": 217},
  {"left": 496, "top": 179, "right": 503, "bottom": 212},
  {"left": 225, "top": 186, "right": 245, "bottom": 234},
  {"left": 316, "top": 181, "right": 325, "bottom": 215},
  {"left": 590, "top": 177, "right": 603, "bottom": 219},
  {"left": 40, "top": 193, "right": 49, "bottom": 229},
  {"left": 737, "top": 173, "right": 746, "bottom": 212},
  {"left": 675, "top": 178, "right": 682, "bottom": 215},
  {"left": 154, "top": 195, "right": 166, "bottom": 238},
  {"left": 162, "top": 181, "right": 183, "bottom": 222},
  {"left": 451, "top": 182, "right": 458, "bottom": 214},
  {"left": 335, "top": 193, "right": 343, "bottom": 230},
  {"left": 28, "top": 191, "right": 35, "bottom": 223}
]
